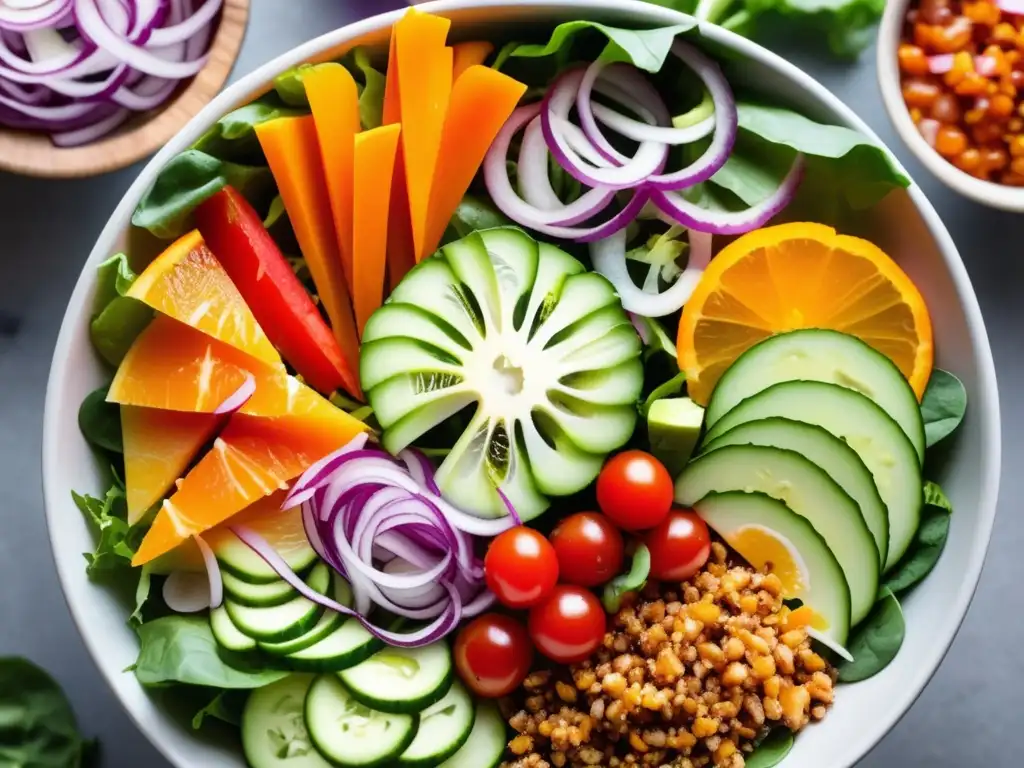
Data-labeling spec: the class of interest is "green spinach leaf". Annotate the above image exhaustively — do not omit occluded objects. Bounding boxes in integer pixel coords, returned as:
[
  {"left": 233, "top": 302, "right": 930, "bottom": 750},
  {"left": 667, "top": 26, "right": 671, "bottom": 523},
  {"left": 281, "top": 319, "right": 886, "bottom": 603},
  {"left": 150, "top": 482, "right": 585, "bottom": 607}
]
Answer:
[
  {"left": 132, "top": 150, "right": 274, "bottom": 239},
  {"left": 273, "top": 63, "right": 314, "bottom": 107},
  {"left": 132, "top": 616, "right": 289, "bottom": 689},
  {"left": 883, "top": 481, "right": 952, "bottom": 595},
  {"left": 352, "top": 48, "right": 386, "bottom": 130},
  {"left": 192, "top": 690, "right": 248, "bottom": 730},
  {"left": 602, "top": 545, "right": 652, "bottom": 613},
  {"left": 71, "top": 480, "right": 146, "bottom": 578},
  {"left": 0, "top": 657, "right": 94, "bottom": 768},
  {"left": 499, "top": 21, "right": 696, "bottom": 73},
  {"left": 745, "top": 727, "right": 794, "bottom": 768},
  {"left": 920, "top": 369, "right": 967, "bottom": 448},
  {"left": 836, "top": 588, "right": 905, "bottom": 682},
  {"left": 130, "top": 564, "right": 154, "bottom": 627},
  {"left": 89, "top": 253, "right": 152, "bottom": 367},
  {"left": 77, "top": 387, "right": 122, "bottom": 454},
  {"left": 191, "top": 98, "right": 306, "bottom": 163}
]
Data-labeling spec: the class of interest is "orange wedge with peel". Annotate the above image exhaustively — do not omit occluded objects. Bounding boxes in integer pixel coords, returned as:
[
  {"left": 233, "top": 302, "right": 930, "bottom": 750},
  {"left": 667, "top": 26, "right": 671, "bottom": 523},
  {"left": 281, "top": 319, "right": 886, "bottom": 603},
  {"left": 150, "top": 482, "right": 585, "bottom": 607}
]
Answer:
[
  {"left": 678, "top": 222, "right": 933, "bottom": 406},
  {"left": 132, "top": 387, "right": 367, "bottom": 565},
  {"left": 127, "top": 229, "right": 280, "bottom": 367}
]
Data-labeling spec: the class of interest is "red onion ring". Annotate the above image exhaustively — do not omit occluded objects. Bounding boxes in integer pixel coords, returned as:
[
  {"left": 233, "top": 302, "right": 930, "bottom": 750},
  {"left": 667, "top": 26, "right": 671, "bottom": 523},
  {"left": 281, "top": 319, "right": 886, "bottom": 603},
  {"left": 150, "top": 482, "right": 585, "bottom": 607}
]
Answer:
[
  {"left": 0, "top": 0, "right": 71, "bottom": 31},
  {"left": 193, "top": 533, "right": 222, "bottom": 608},
  {"left": 213, "top": 372, "right": 255, "bottom": 415}
]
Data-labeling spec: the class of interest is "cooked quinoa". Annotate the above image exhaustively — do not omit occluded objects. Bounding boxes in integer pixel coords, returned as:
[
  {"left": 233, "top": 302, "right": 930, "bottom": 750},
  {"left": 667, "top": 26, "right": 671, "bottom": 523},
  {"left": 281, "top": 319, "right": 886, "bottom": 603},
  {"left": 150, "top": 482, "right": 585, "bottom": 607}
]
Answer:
[{"left": 500, "top": 542, "right": 836, "bottom": 768}]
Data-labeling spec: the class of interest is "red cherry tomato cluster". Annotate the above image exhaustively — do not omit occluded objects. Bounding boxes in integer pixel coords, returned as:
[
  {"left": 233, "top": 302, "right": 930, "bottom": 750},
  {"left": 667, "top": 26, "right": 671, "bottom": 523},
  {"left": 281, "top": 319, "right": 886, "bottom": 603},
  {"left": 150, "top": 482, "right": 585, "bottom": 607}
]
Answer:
[{"left": 456, "top": 451, "right": 713, "bottom": 697}]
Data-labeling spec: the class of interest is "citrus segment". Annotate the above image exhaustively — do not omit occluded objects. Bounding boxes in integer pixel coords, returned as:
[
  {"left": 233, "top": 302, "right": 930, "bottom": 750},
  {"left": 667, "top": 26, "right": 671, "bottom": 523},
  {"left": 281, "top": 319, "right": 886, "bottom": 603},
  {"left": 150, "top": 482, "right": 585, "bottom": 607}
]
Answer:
[
  {"left": 132, "top": 394, "right": 367, "bottom": 565},
  {"left": 109, "top": 316, "right": 292, "bottom": 416},
  {"left": 679, "top": 222, "right": 933, "bottom": 405},
  {"left": 127, "top": 229, "right": 280, "bottom": 367},
  {"left": 121, "top": 405, "right": 220, "bottom": 524}
]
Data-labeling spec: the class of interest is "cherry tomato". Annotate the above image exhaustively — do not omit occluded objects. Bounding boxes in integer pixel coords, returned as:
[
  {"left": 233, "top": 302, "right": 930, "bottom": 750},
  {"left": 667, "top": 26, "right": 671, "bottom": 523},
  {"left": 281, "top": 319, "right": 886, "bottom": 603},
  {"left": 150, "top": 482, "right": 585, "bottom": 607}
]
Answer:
[
  {"left": 454, "top": 613, "right": 534, "bottom": 698},
  {"left": 528, "top": 585, "right": 607, "bottom": 664},
  {"left": 596, "top": 450, "right": 674, "bottom": 531},
  {"left": 549, "top": 512, "right": 625, "bottom": 587},
  {"left": 644, "top": 509, "right": 712, "bottom": 581},
  {"left": 484, "top": 526, "right": 559, "bottom": 608}
]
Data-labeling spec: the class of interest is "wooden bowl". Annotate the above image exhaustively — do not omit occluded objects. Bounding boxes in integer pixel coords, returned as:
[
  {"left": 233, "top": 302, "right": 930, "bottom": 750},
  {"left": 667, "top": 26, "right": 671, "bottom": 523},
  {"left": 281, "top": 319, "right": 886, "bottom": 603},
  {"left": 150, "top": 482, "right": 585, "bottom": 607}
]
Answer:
[{"left": 0, "top": 0, "right": 250, "bottom": 179}]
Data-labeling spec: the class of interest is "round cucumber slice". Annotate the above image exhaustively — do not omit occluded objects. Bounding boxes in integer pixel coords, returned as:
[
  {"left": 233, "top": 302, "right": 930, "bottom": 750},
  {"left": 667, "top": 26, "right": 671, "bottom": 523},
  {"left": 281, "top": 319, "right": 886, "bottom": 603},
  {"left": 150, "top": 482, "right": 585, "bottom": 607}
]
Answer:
[
  {"left": 360, "top": 228, "right": 643, "bottom": 521},
  {"left": 703, "top": 381, "right": 923, "bottom": 572},
  {"left": 705, "top": 329, "right": 925, "bottom": 462},
  {"left": 695, "top": 492, "right": 852, "bottom": 645},
  {"left": 438, "top": 701, "right": 506, "bottom": 768},
  {"left": 398, "top": 681, "right": 475, "bottom": 767},
  {"left": 242, "top": 674, "right": 331, "bottom": 768},
  {"left": 338, "top": 642, "right": 453, "bottom": 715},
  {"left": 676, "top": 444, "right": 879, "bottom": 625}
]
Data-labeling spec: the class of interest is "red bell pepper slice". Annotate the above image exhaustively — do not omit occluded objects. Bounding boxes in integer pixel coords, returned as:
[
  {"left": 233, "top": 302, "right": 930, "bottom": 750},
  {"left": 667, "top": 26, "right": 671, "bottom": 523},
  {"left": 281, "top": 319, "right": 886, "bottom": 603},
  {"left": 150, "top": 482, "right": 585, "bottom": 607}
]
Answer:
[{"left": 195, "top": 187, "right": 361, "bottom": 398}]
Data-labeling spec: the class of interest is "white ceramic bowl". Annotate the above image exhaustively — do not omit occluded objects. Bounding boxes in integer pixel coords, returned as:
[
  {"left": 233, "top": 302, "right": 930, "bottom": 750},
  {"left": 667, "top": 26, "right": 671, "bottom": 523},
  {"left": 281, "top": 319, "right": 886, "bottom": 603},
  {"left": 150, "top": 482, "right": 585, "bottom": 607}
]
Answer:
[
  {"left": 43, "top": 2, "right": 1001, "bottom": 766},
  {"left": 877, "top": 0, "right": 1024, "bottom": 210}
]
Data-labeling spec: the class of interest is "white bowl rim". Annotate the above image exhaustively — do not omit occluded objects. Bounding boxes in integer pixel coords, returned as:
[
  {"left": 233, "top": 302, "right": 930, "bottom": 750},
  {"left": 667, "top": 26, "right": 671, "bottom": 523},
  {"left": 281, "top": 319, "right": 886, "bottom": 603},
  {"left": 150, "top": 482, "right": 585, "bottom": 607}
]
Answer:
[
  {"left": 877, "top": 0, "right": 1024, "bottom": 211},
  {"left": 42, "top": 2, "right": 1002, "bottom": 767}
]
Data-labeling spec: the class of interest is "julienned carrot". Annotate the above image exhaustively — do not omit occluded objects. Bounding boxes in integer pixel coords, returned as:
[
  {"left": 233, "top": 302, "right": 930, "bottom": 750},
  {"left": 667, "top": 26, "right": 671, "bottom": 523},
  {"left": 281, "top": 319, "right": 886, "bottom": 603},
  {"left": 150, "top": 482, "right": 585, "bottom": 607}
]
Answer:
[
  {"left": 255, "top": 116, "right": 361, "bottom": 393},
  {"left": 452, "top": 41, "right": 494, "bottom": 81},
  {"left": 353, "top": 124, "right": 402, "bottom": 334},
  {"left": 383, "top": 18, "right": 417, "bottom": 289},
  {"left": 423, "top": 65, "right": 528, "bottom": 258},
  {"left": 394, "top": 9, "right": 453, "bottom": 261},
  {"left": 304, "top": 63, "right": 361, "bottom": 293}
]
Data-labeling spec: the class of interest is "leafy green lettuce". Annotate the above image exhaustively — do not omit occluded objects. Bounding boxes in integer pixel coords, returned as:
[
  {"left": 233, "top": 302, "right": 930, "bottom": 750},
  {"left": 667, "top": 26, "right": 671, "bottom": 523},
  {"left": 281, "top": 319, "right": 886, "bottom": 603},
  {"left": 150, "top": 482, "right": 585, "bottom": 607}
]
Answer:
[
  {"left": 89, "top": 253, "right": 152, "bottom": 367},
  {"left": 0, "top": 658, "right": 95, "bottom": 768}
]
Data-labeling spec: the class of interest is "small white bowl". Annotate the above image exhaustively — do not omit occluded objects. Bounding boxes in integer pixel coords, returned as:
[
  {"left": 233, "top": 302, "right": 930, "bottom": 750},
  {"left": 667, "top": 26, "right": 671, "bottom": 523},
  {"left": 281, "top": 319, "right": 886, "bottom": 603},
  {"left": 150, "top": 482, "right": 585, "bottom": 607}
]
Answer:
[
  {"left": 877, "top": 0, "right": 1024, "bottom": 210},
  {"left": 44, "top": 2, "right": 1002, "bottom": 767}
]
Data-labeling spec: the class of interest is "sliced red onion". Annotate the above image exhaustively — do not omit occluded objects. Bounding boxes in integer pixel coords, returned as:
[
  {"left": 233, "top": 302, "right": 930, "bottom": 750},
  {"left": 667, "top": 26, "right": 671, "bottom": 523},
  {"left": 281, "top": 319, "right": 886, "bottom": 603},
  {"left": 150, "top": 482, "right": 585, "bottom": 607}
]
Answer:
[
  {"left": 193, "top": 533, "right": 222, "bottom": 608},
  {"left": 162, "top": 570, "right": 212, "bottom": 612},
  {"left": 398, "top": 447, "right": 441, "bottom": 495},
  {"left": 0, "top": 0, "right": 71, "bottom": 31},
  {"left": 645, "top": 41, "right": 737, "bottom": 191},
  {"left": 146, "top": 0, "right": 216, "bottom": 46},
  {"left": 543, "top": 67, "right": 668, "bottom": 190},
  {"left": 495, "top": 488, "right": 522, "bottom": 527},
  {"left": 628, "top": 311, "right": 651, "bottom": 344},
  {"left": 592, "top": 228, "right": 713, "bottom": 317},
  {"left": 652, "top": 153, "right": 806, "bottom": 235},
  {"left": 110, "top": 71, "right": 175, "bottom": 109},
  {"left": 231, "top": 525, "right": 466, "bottom": 649},
  {"left": 51, "top": 102, "right": 128, "bottom": 144},
  {"left": 213, "top": 372, "right": 255, "bottom": 415}
]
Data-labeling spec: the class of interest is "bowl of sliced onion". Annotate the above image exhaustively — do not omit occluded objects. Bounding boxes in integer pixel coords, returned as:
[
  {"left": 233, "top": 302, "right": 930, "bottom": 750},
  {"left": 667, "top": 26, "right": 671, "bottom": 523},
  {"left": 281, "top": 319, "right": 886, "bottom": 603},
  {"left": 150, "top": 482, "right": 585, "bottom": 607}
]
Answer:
[{"left": 0, "top": 0, "right": 248, "bottom": 178}]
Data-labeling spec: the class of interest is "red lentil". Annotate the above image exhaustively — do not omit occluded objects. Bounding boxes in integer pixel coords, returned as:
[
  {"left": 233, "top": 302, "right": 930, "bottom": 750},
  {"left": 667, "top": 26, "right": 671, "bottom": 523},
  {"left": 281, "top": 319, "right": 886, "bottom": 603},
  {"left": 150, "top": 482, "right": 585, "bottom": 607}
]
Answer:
[{"left": 898, "top": 0, "right": 1024, "bottom": 183}]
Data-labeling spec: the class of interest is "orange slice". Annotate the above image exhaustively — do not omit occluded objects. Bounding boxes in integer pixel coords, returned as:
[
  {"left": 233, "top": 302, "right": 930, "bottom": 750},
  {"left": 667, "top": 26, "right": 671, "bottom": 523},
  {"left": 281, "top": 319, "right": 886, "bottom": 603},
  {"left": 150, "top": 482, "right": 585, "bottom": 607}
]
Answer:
[
  {"left": 679, "top": 222, "right": 933, "bottom": 405},
  {"left": 127, "top": 229, "right": 280, "bottom": 367},
  {"left": 109, "top": 315, "right": 292, "bottom": 416},
  {"left": 121, "top": 406, "right": 220, "bottom": 524},
  {"left": 132, "top": 387, "right": 367, "bottom": 565}
]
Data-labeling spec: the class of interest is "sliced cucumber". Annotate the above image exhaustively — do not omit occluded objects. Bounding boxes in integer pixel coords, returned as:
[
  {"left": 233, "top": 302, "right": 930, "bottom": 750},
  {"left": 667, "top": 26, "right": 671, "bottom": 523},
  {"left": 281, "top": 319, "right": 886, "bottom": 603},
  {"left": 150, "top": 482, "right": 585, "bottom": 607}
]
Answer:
[
  {"left": 701, "top": 418, "right": 890, "bottom": 565},
  {"left": 242, "top": 674, "right": 331, "bottom": 768},
  {"left": 696, "top": 492, "right": 852, "bottom": 644},
  {"left": 705, "top": 330, "right": 926, "bottom": 462},
  {"left": 703, "top": 381, "right": 923, "bottom": 571},
  {"left": 210, "top": 604, "right": 256, "bottom": 653},
  {"left": 398, "top": 680, "right": 475, "bottom": 767},
  {"left": 338, "top": 641, "right": 453, "bottom": 715},
  {"left": 223, "top": 570, "right": 299, "bottom": 608},
  {"left": 305, "top": 675, "right": 418, "bottom": 767},
  {"left": 361, "top": 228, "right": 642, "bottom": 522},
  {"left": 226, "top": 562, "right": 330, "bottom": 644},
  {"left": 286, "top": 619, "right": 383, "bottom": 673},
  {"left": 260, "top": 576, "right": 354, "bottom": 657},
  {"left": 211, "top": 509, "right": 317, "bottom": 585},
  {"left": 676, "top": 444, "right": 879, "bottom": 625},
  {"left": 438, "top": 701, "right": 506, "bottom": 768}
]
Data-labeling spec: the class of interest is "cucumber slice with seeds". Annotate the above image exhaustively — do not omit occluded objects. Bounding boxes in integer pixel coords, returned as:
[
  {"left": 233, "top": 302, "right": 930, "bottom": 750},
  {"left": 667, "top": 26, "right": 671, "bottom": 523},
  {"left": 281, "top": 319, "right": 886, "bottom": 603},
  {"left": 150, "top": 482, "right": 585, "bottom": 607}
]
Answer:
[
  {"left": 305, "top": 675, "right": 418, "bottom": 767},
  {"left": 210, "top": 604, "right": 256, "bottom": 653},
  {"left": 438, "top": 701, "right": 506, "bottom": 768},
  {"left": 242, "top": 674, "right": 331, "bottom": 768},
  {"left": 398, "top": 680, "right": 475, "bottom": 767},
  {"left": 285, "top": 619, "right": 383, "bottom": 673},
  {"left": 226, "top": 562, "right": 330, "bottom": 644},
  {"left": 338, "top": 641, "right": 453, "bottom": 715},
  {"left": 361, "top": 228, "right": 641, "bottom": 522}
]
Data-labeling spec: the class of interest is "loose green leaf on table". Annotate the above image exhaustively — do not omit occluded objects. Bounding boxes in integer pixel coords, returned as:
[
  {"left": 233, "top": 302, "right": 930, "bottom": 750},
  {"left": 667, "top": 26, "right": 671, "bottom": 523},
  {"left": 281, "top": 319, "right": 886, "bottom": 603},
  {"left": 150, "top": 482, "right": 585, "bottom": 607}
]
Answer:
[
  {"left": 602, "top": 544, "right": 652, "bottom": 613},
  {"left": 920, "top": 369, "right": 967, "bottom": 448},
  {"left": 132, "top": 616, "right": 289, "bottom": 689},
  {"left": 78, "top": 387, "right": 123, "bottom": 454},
  {"left": 0, "top": 657, "right": 95, "bottom": 768},
  {"left": 836, "top": 588, "right": 905, "bottom": 682},
  {"left": 352, "top": 48, "right": 386, "bottom": 130},
  {"left": 89, "top": 253, "right": 153, "bottom": 367},
  {"left": 745, "top": 727, "right": 794, "bottom": 768},
  {"left": 883, "top": 481, "right": 953, "bottom": 595},
  {"left": 496, "top": 21, "right": 696, "bottom": 73},
  {"left": 192, "top": 690, "right": 249, "bottom": 730}
]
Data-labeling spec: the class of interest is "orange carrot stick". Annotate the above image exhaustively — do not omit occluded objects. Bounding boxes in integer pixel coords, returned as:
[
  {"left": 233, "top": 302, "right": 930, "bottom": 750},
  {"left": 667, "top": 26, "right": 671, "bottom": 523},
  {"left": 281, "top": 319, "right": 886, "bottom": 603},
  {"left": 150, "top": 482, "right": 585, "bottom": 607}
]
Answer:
[{"left": 452, "top": 41, "right": 494, "bottom": 81}]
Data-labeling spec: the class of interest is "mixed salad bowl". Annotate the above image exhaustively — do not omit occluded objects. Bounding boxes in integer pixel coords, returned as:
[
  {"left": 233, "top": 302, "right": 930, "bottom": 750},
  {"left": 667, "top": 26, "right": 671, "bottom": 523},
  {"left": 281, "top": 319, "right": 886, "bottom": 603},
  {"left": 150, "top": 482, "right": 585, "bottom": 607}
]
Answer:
[{"left": 42, "top": 2, "right": 1000, "bottom": 768}]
